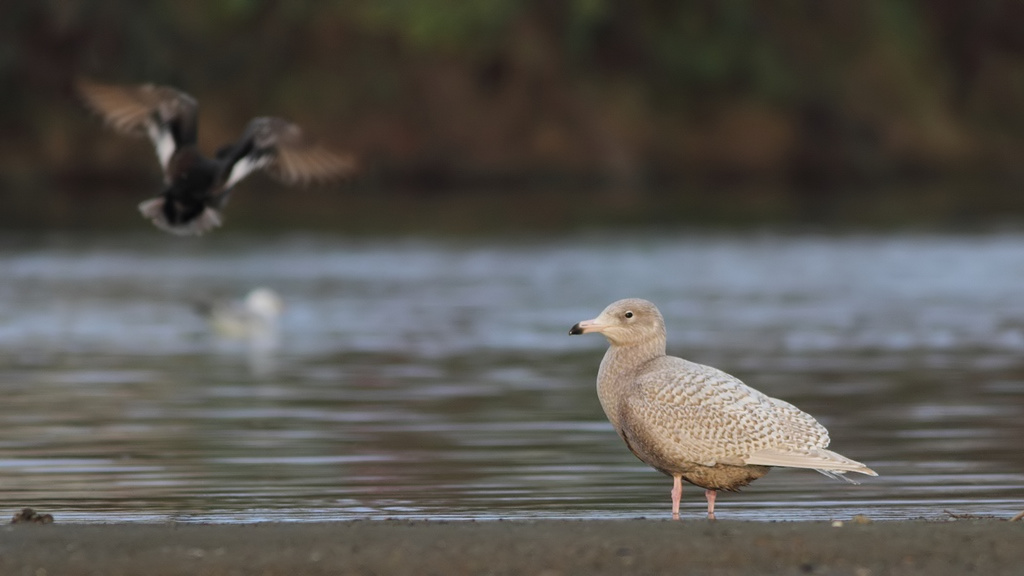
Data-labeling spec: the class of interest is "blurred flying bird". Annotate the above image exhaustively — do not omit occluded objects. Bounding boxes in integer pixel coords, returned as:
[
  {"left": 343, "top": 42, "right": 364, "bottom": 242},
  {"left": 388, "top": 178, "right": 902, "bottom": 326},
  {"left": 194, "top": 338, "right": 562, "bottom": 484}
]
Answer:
[{"left": 78, "top": 79, "right": 356, "bottom": 235}]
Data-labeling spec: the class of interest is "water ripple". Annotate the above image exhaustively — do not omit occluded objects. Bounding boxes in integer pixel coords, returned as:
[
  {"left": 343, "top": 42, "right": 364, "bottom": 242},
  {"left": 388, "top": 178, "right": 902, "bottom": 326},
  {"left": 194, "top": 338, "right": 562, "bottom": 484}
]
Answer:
[{"left": 1, "top": 232, "right": 1023, "bottom": 522}]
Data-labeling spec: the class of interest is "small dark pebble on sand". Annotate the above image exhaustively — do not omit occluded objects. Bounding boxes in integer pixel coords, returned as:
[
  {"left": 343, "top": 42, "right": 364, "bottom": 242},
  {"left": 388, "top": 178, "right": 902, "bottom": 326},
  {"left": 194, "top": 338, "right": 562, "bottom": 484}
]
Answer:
[{"left": 11, "top": 508, "right": 54, "bottom": 524}]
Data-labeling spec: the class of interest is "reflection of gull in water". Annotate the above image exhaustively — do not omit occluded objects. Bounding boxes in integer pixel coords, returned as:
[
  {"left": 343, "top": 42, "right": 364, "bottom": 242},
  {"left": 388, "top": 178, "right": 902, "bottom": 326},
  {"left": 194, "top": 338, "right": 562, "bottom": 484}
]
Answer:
[{"left": 196, "top": 288, "right": 283, "bottom": 340}]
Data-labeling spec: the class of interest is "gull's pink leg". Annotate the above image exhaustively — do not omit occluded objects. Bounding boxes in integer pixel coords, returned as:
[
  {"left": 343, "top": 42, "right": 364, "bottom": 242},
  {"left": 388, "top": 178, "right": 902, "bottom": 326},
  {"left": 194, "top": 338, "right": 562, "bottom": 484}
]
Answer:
[
  {"left": 671, "top": 475, "right": 682, "bottom": 520},
  {"left": 705, "top": 489, "right": 717, "bottom": 520}
]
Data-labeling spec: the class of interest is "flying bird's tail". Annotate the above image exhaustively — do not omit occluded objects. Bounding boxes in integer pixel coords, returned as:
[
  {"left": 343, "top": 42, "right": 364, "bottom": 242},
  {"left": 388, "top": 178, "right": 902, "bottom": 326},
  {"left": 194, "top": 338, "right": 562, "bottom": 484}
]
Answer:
[{"left": 138, "top": 197, "right": 222, "bottom": 236}]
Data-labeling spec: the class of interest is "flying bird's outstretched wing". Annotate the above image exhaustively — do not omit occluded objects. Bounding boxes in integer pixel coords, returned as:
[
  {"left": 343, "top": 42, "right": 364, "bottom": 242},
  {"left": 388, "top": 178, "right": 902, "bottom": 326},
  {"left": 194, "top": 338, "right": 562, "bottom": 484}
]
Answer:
[
  {"left": 77, "top": 79, "right": 199, "bottom": 180},
  {"left": 219, "top": 117, "right": 357, "bottom": 190}
]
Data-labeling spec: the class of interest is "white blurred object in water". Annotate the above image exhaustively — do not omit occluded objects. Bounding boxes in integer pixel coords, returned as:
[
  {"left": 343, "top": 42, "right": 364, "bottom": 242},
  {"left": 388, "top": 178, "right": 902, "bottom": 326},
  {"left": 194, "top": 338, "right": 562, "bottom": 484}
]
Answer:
[{"left": 196, "top": 288, "right": 284, "bottom": 340}]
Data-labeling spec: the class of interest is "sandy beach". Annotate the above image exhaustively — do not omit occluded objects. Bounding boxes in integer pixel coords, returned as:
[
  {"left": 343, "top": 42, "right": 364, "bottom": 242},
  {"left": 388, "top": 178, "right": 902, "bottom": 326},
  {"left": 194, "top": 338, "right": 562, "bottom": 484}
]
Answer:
[{"left": 2, "top": 518, "right": 1021, "bottom": 576}]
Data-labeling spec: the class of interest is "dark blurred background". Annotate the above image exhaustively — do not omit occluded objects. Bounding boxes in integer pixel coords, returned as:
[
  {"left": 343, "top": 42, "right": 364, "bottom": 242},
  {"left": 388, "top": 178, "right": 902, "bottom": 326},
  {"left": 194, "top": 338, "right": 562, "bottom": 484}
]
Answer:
[{"left": 3, "top": 0, "right": 1024, "bottom": 232}]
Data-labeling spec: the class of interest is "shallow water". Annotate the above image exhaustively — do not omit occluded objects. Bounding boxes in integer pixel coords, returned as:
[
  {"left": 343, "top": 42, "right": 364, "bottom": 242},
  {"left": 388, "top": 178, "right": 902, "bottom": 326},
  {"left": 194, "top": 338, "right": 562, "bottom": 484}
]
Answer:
[{"left": 0, "top": 231, "right": 1021, "bottom": 522}]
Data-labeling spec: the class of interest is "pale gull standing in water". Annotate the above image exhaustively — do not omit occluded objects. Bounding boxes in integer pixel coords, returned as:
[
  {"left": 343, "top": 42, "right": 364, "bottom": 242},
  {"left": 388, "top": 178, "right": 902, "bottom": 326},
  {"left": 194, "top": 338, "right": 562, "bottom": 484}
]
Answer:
[{"left": 569, "top": 298, "right": 876, "bottom": 519}]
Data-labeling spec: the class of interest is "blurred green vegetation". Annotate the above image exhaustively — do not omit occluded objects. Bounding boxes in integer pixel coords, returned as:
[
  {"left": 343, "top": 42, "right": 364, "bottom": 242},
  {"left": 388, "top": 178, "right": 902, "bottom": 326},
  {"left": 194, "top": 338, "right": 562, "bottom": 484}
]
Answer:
[{"left": 2, "top": 0, "right": 1024, "bottom": 229}]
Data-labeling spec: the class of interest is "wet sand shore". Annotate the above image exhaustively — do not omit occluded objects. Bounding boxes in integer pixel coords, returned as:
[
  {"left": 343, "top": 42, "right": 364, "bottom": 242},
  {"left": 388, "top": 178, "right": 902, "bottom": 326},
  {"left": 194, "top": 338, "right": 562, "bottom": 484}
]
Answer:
[{"left": 2, "top": 518, "right": 1021, "bottom": 575}]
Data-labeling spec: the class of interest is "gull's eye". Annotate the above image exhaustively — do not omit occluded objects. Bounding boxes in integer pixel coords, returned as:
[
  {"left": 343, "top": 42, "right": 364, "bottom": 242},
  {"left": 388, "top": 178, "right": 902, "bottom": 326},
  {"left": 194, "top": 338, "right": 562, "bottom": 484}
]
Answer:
[{"left": 624, "top": 311, "right": 634, "bottom": 319}]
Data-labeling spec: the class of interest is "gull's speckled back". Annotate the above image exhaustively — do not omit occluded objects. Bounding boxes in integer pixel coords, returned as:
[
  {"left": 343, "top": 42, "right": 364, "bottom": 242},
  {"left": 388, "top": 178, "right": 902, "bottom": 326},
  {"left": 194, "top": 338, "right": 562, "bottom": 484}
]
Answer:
[{"left": 624, "top": 355, "right": 830, "bottom": 470}]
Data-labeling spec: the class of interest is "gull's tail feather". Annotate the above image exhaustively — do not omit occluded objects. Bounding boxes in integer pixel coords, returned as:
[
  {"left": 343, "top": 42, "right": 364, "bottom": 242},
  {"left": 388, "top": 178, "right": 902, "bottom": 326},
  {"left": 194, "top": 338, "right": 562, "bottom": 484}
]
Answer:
[
  {"left": 815, "top": 468, "right": 862, "bottom": 484},
  {"left": 745, "top": 447, "right": 877, "bottom": 478}
]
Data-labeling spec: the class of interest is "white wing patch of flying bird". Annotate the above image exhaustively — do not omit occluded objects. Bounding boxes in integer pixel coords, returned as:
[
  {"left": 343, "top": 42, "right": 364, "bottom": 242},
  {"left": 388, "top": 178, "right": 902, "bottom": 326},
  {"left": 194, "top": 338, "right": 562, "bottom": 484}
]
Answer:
[
  {"left": 224, "top": 154, "right": 273, "bottom": 189},
  {"left": 146, "top": 122, "right": 177, "bottom": 174}
]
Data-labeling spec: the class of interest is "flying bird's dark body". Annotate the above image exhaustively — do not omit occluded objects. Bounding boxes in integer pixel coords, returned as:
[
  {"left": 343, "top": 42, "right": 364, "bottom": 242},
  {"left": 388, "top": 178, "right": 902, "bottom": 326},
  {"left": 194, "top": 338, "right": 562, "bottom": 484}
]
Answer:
[{"left": 78, "top": 80, "right": 356, "bottom": 235}]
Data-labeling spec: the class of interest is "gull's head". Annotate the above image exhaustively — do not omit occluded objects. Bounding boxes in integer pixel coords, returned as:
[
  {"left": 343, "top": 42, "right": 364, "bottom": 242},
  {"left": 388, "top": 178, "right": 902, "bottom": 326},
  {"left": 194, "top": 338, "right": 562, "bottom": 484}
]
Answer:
[{"left": 569, "top": 298, "right": 665, "bottom": 347}]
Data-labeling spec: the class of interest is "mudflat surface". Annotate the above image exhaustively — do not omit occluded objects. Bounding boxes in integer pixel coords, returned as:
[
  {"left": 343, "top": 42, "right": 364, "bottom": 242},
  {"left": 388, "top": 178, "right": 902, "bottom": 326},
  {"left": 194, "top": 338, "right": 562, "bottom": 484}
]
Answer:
[{"left": 2, "top": 519, "right": 1021, "bottom": 576}]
